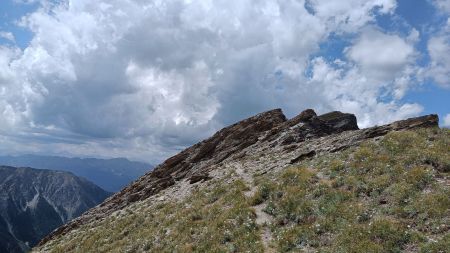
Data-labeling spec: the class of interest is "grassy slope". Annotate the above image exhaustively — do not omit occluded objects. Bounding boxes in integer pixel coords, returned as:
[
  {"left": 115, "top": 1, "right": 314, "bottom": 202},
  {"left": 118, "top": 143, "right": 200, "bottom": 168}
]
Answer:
[{"left": 36, "top": 128, "right": 449, "bottom": 252}]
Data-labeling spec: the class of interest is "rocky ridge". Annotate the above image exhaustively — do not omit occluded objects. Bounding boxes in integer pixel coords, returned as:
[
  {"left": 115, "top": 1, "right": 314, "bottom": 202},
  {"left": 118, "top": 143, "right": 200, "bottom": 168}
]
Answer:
[{"left": 38, "top": 108, "right": 439, "bottom": 247}]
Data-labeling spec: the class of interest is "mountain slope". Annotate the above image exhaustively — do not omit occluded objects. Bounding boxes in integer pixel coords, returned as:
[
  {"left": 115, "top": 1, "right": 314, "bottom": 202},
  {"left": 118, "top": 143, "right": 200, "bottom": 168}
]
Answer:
[
  {"left": 34, "top": 109, "right": 448, "bottom": 252},
  {"left": 0, "top": 155, "right": 152, "bottom": 192},
  {"left": 0, "top": 166, "right": 111, "bottom": 252}
]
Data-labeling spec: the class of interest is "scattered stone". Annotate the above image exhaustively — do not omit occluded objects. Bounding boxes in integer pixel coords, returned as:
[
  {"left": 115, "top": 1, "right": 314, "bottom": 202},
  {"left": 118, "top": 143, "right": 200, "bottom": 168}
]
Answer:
[
  {"left": 189, "top": 174, "right": 212, "bottom": 184},
  {"left": 290, "top": 150, "right": 317, "bottom": 164}
]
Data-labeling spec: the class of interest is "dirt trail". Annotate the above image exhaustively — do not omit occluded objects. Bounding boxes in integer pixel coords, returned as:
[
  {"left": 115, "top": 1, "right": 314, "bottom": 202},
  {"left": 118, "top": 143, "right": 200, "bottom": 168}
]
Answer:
[{"left": 233, "top": 162, "right": 275, "bottom": 253}]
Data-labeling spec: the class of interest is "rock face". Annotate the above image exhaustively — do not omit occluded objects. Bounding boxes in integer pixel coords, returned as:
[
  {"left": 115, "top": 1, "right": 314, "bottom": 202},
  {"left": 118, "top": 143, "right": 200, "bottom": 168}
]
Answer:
[
  {"left": 0, "top": 166, "right": 111, "bottom": 253},
  {"left": 38, "top": 109, "right": 439, "bottom": 247}
]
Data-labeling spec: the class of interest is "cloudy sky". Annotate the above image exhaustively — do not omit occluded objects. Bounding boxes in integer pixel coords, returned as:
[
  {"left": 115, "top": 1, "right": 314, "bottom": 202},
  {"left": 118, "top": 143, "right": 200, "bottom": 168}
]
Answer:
[{"left": 0, "top": 0, "right": 449, "bottom": 163}]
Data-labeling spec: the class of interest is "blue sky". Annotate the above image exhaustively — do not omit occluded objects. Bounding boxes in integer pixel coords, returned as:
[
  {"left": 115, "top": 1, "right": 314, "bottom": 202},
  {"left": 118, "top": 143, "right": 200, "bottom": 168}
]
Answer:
[
  {"left": 313, "top": 0, "right": 450, "bottom": 119},
  {"left": 0, "top": 0, "right": 449, "bottom": 162},
  {"left": 0, "top": 0, "right": 37, "bottom": 48},
  {"left": 389, "top": 0, "right": 449, "bottom": 117}
]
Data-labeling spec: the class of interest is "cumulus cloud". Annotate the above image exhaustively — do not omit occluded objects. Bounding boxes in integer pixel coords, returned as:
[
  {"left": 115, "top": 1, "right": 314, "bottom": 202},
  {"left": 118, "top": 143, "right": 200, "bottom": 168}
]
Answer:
[
  {"left": 346, "top": 28, "right": 416, "bottom": 79},
  {"left": 433, "top": 0, "right": 450, "bottom": 14},
  {"left": 424, "top": 1, "right": 450, "bottom": 88},
  {"left": 443, "top": 113, "right": 450, "bottom": 127},
  {"left": 307, "top": 56, "right": 423, "bottom": 128},
  {"left": 0, "top": 0, "right": 430, "bottom": 163},
  {"left": 345, "top": 28, "right": 419, "bottom": 99},
  {"left": 427, "top": 32, "right": 450, "bottom": 88},
  {"left": 0, "top": 32, "right": 16, "bottom": 42},
  {"left": 307, "top": 0, "right": 397, "bottom": 32},
  {"left": 303, "top": 28, "right": 423, "bottom": 128}
]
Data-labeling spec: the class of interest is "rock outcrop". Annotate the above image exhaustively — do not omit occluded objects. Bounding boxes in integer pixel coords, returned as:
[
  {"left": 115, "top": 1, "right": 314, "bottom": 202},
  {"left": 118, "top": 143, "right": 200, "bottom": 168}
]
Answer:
[{"left": 38, "top": 109, "right": 439, "bottom": 246}]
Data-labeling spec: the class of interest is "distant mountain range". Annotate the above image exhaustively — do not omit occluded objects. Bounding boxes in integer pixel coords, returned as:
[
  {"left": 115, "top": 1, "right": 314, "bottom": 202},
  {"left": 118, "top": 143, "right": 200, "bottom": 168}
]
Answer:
[
  {"left": 0, "top": 166, "right": 111, "bottom": 253},
  {"left": 0, "top": 155, "right": 153, "bottom": 192}
]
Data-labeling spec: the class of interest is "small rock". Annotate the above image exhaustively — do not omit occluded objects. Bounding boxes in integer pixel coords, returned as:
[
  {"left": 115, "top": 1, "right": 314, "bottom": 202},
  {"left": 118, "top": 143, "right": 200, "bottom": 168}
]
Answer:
[
  {"left": 290, "top": 150, "right": 317, "bottom": 164},
  {"left": 189, "top": 174, "right": 212, "bottom": 184}
]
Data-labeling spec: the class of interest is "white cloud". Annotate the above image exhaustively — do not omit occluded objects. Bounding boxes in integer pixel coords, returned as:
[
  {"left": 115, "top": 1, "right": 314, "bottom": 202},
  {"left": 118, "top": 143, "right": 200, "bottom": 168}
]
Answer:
[
  {"left": 0, "top": 32, "right": 15, "bottom": 42},
  {"left": 308, "top": 56, "right": 423, "bottom": 128},
  {"left": 443, "top": 113, "right": 450, "bottom": 127},
  {"left": 307, "top": 0, "right": 396, "bottom": 32},
  {"left": 343, "top": 28, "right": 420, "bottom": 101},
  {"left": 346, "top": 28, "right": 416, "bottom": 81},
  {"left": 424, "top": 2, "right": 450, "bottom": 88},
  {"left": 406, "top": 28, "right": 420, "bottom": 44},
  {"left": 433, "top": 0, "right": 450, "bottom": 14},
  {"left": 428, "top": 35, "right": 450, "bottom": 88},
  {"left": 0, "top": 0, "right": 425, "bottom": 163}
]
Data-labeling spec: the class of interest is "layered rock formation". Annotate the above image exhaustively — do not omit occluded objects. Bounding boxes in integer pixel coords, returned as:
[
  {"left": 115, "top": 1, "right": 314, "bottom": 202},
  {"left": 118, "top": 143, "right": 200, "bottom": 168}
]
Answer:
[
  {"left": 38, "top": 109, "right": 439, "bottom": 246},
  {"left": 0, "top": 166, "right": 111, "bottom": 252}
]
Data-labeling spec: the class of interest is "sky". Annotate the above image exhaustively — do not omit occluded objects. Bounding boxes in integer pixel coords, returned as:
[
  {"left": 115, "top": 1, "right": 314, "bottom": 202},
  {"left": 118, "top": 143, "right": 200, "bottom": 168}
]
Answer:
[{"left": 0, "top": 0, "right": 449, "bottom": 163}]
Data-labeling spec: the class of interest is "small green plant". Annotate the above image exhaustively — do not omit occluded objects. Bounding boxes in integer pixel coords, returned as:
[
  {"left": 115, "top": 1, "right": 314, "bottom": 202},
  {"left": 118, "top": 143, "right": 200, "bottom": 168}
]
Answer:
[
  {"left": 420, "top": 234, "right": 450, "bottom": 253},
  {"left": 249, "top": 181, "right": 275, "bottom": 206}
]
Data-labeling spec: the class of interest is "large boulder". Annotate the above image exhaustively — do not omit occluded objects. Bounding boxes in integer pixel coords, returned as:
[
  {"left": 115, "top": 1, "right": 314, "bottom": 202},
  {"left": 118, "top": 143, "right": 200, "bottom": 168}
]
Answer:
[{"left": 318, "top": 111, "right": 359, "bottom": 132}]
